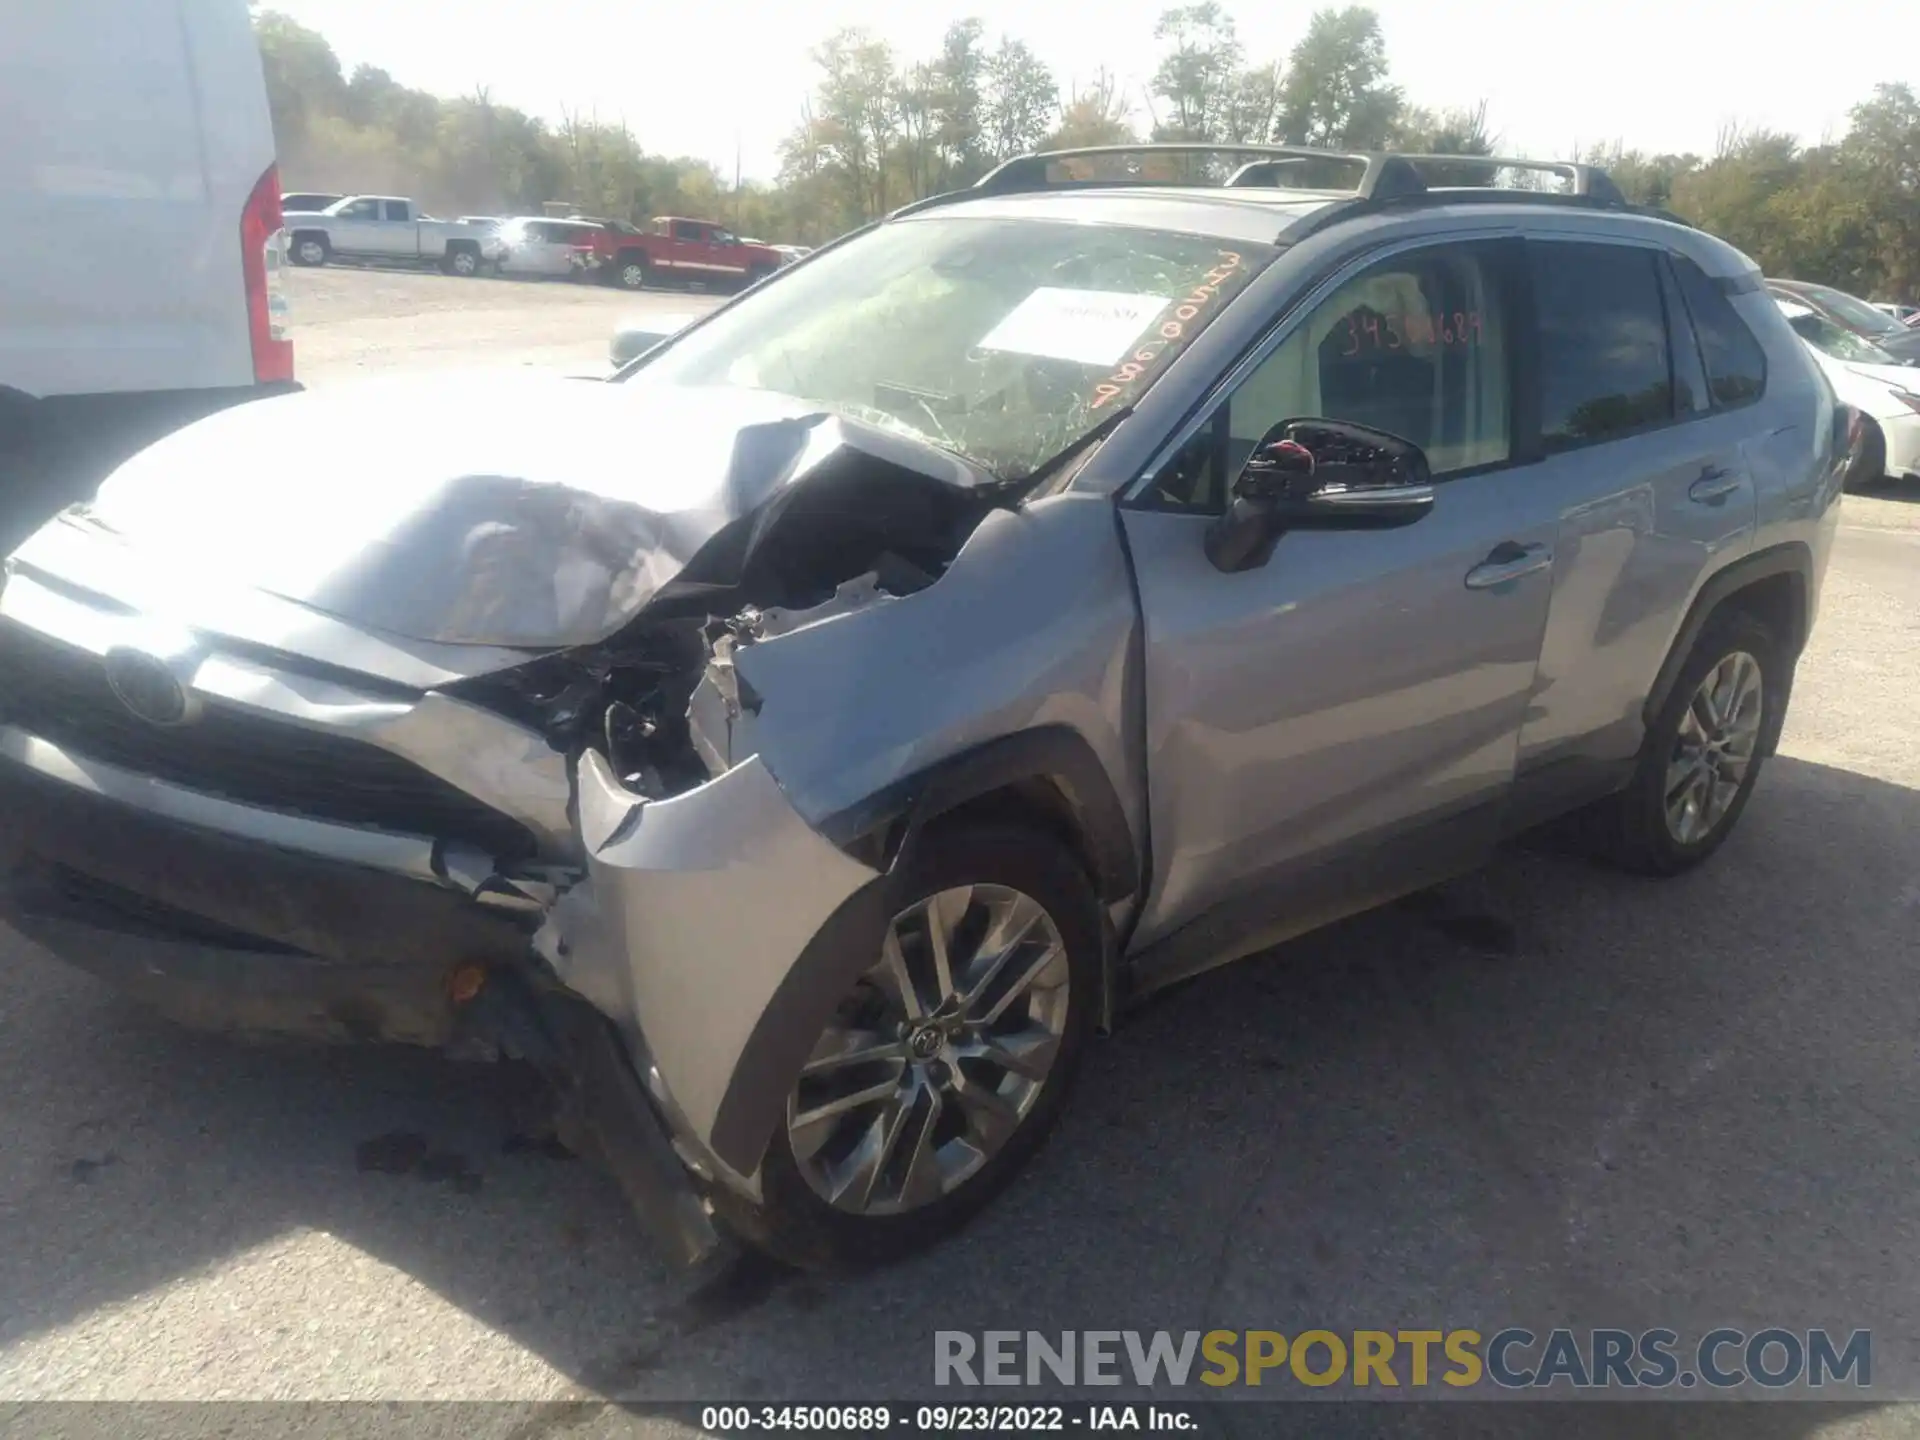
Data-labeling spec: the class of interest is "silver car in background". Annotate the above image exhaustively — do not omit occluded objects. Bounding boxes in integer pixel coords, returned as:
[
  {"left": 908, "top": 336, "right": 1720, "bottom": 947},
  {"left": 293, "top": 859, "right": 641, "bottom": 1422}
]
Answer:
[{"left": 0, "top": 144, "right": 1845, "bottom": 1272}]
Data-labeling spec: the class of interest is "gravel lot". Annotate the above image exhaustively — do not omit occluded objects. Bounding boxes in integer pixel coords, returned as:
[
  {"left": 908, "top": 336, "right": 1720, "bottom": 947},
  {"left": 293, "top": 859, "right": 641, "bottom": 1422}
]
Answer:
[
  {"left": 284, "top": 264, "right": 725, "bottom": 384},
  {"left": 3, "top": 269, "right": 1920, "bottom": 1433}
]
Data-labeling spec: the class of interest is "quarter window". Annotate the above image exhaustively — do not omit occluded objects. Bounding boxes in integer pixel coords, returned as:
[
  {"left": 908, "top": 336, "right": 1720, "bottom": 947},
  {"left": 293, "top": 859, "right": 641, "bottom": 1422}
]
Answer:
[
  {"left": 1228, "top": 244, "right": 1512, "bottom": 479},
  {"left": 1672, "top": 256, "right": 1767, "bottom": 407},
  {"left": 1531, "top": 242, "right": 1675, "bottom": 450}
]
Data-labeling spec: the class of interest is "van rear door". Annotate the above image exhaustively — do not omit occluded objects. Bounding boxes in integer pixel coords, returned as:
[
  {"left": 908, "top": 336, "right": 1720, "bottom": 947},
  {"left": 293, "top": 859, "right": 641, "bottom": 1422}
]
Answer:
[{"left": 0, "top": 0, "right": 283, "bottom": 403}]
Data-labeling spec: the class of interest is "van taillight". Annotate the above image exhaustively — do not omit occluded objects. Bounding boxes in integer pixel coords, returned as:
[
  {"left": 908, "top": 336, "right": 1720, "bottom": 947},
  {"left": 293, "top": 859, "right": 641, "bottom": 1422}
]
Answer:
[{"left": 242, "top": 165, "right": 295, "bottom": 385}]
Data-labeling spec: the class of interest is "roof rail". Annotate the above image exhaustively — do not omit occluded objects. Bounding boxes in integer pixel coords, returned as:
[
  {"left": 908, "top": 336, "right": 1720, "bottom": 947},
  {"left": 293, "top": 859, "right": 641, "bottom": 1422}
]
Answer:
[
  {"left": 973, "top": 143, "right": 1427, "bottom": 202},
  {"left": 1386, "top": 154, "right": 1627, "bottom": 205},
  {"left": 889, "top": 141, "right": 1640, "bottom": 227}
]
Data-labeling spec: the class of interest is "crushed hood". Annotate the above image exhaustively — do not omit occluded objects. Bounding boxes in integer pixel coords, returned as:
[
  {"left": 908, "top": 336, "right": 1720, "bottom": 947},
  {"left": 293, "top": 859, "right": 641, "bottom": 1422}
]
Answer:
[{"left": 76, "top": 372, "right": 988, "bottom": 649}]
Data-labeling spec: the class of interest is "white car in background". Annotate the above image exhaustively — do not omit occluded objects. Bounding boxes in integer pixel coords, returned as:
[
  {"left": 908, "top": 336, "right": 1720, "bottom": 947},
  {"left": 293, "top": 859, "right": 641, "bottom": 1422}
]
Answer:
[
  {"left": 1871, "top": 301, "right": 1920, "bottom": 326},
  {"left": 493, "top": 217, "right": 601, "bottom": 279},
  {"left": 1777, "top": 297, "right": 1920, "bottom": 489}
]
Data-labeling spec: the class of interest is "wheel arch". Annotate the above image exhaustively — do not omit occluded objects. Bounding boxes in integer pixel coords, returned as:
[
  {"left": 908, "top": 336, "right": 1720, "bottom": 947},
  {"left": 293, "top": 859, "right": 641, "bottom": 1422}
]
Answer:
[
  {"left": 817, "top": 724, "right": 1141, "bottom": 907},
  {"left": 1643, "top": 542, "right": 1811, "bottom": 752}
]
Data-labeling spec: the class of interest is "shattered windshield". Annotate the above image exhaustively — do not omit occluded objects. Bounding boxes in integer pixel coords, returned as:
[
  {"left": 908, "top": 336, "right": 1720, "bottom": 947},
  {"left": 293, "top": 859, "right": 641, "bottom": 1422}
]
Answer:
[{"left": 625, "top": 216, "right": 1275, "bottom": 479}]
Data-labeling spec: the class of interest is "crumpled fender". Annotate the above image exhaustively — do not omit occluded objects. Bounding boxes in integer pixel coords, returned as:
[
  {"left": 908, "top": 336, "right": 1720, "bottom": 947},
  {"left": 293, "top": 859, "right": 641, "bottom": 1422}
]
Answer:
[
  {"left": 539, "top": 492, "right": 1145, "bottom": 1188},
  {"left": 545, "top": 750, "right": 886, "bottom": 1183}
]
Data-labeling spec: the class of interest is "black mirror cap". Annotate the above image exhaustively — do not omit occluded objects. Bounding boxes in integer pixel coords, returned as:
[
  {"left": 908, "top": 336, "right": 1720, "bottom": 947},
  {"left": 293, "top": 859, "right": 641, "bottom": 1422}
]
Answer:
[
  {"left": 1234, "top": 417, "right": 1431, "bottom": 500},
  {"left": 1206, "top": 417, "right": 1434, "bottom": 573}
]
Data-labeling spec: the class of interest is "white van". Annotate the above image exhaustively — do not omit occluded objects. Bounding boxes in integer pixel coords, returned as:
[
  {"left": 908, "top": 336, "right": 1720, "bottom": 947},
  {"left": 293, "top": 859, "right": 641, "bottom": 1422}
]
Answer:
[{"left": 0, "top": 0, "right": 293, "bottom": 504}]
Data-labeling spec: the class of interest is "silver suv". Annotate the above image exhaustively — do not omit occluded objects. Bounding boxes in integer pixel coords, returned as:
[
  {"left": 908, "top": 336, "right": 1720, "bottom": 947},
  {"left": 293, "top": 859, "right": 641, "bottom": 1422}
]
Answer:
[{"left": 0, "top": 145, "right": 1847, "bottom": 1272}]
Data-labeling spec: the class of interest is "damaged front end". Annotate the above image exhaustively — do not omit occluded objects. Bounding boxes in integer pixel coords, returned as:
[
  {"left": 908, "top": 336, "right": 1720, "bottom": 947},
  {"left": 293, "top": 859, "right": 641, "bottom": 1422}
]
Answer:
[
  {"left": 3, "top": 372, "right": 1135, "bottom": 1270},
  {"left": 424, "top": 390, "right": 1025, "bottom": 1254}
]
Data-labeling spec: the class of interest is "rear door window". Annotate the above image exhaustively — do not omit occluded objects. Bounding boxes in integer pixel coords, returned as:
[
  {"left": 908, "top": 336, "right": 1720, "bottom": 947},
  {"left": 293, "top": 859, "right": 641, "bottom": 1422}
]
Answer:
[
  {"left": 1529, "top": 242, "right": 1675, "bottom": 451},
  {"left": 1672, "top": 256, "right": 1767, "bottom": 408},
  {"left": 382, "top": 200, "right": 410, "bottom": 222}
]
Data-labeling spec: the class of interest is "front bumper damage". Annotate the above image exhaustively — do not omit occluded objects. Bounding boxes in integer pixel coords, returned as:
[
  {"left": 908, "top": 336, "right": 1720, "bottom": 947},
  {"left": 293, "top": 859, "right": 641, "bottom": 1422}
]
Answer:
[
  {"left": 537, "top": 750, "right": 886, "bottom": 1194},
  {"left": 0, "top": 737, "right": 851, "bottom": 1271}
]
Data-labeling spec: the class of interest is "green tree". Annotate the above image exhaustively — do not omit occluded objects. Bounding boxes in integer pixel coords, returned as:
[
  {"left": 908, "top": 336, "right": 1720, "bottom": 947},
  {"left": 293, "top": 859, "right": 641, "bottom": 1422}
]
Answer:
[
  {"left": 801, "top": 28, "right": 901, "bottom": 220},
  {"left": 1581, "top": 145, "right": 1701, "bottom": 209},
  {"left": 254, "top": 10, "right": 343, "bottom": 151},
  {"left": 1394, "top": 101, "right": 1496, "bottom": 185},
  {"left": 1148, "top": 3, "right": 1243, "bottom": 142},
  {"left": 1047, "top": 71, "right": 1138, "bottom": 150},
  {"left": 1274, "top": 7, "right": 1402, "bottom": 149},
  {"left": 981, "top": 39, "right": 1058, "bottom": 163},
  {"left": 929, "top": 19, "right": 989, "bottom": 184}
]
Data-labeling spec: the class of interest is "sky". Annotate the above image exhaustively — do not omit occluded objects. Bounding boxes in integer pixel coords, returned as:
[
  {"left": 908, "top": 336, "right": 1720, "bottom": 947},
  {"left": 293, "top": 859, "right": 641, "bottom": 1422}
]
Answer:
[{"left": 269, "top": 0, "right": 1920, "bottom": 184}]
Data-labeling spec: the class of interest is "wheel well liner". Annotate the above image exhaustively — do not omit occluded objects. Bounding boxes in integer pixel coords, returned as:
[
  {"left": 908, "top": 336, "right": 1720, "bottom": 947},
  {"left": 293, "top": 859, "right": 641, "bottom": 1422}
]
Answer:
[
  {"left": 1643, "top": 542, "right": 1811, "bottom": 728},
  {"left": 816, "top": 725, "right": 1140, "bottom": 904}
]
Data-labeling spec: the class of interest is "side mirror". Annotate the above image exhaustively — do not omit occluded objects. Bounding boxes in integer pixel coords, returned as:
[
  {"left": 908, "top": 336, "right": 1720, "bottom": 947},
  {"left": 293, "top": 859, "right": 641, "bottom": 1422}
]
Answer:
[{"left": 1204, "top": 418, "right": 1435, "bottom": 573}]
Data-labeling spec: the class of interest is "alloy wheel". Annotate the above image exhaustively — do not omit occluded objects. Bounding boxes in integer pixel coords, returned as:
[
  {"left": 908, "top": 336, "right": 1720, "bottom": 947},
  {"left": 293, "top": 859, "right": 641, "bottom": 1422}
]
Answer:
[
  {"left": 786, "top": 884, "right": 1071, "bottom": 1217},
  {"left": 1663, "top": 650, "right": 1764, "bottom": 845}
]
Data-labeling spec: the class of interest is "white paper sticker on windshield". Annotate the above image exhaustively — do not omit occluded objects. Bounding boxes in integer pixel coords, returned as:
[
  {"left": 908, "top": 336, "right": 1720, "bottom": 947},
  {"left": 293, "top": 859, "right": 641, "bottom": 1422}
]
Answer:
[{"left": 976, "top": 288, "right": 1171, "bottom": 366}]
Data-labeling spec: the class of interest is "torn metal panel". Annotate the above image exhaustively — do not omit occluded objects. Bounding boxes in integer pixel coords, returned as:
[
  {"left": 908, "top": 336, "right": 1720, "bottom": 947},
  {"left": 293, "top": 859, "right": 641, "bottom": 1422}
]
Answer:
[
  {"left": 686, "top": 572, "right": 897, "bottom": 776},
  {"left": 728, "top": 491, "right": 1145, "bottom": 860},
  {"left": 559, "top": 750, "right": 882, "bottom": 1178}
]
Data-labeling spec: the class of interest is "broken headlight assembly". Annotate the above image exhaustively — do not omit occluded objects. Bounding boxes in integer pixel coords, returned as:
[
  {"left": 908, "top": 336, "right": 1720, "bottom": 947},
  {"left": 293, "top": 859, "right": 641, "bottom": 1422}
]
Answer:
[{"left": 450, "top": 622, "right": 715, "bottom": 801}]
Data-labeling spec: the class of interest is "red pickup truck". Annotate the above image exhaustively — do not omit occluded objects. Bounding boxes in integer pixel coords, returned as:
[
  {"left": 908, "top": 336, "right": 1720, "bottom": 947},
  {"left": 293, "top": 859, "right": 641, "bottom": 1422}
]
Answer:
[{"left": 568, "top": 215, "right": 788, "bottom": 292}]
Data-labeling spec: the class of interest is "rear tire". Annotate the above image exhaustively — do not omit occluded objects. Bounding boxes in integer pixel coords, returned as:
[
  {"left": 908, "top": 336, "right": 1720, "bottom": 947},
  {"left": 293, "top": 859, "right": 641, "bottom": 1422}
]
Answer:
[
  {"left": 1842, "top": 417, "right": 1888, "bottom": 492},
  {"left": 443, "top": 245, "right": 480, "bottom": 278},
  {"left": 290, "top": 233, "right": 330, "bottom": 268},
  {"left": 712, "top": 822, "right": 1100, "bottom": 1272},
  {"left": 1578, "top": 610, "right": 1783, "bottom": 876},
  {"left": 613, "top": 254, "right": 649, "bottom": 290}
]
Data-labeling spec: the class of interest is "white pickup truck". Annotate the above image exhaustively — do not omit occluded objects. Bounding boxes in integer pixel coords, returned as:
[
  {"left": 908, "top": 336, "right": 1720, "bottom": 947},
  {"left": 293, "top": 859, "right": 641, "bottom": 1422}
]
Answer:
[{"left": 282, "top": 196, "right": 503, "bottom": 277}]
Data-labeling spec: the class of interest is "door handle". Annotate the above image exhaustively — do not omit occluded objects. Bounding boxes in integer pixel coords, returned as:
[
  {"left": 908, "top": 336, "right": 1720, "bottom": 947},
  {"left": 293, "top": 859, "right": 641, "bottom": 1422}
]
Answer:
[
  {"left": 1464, "top": 541, "right": 1553, "bottom": 590},
  {"left": 1688, "top": 465, "right": 1742, "bottom": 505}
]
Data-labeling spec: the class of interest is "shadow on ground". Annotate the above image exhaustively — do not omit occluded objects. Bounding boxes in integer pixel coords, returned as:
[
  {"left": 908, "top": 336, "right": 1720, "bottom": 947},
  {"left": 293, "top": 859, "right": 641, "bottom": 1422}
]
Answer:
[{"left": 2, "top": 753, "right": 1916, "bottom": 1421}]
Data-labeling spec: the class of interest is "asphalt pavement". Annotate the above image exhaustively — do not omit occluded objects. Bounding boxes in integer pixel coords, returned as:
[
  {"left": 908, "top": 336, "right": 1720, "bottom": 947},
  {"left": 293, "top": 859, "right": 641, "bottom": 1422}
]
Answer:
[{"left": 2, "top": 281, "right": 1919, "bottom": 1432}]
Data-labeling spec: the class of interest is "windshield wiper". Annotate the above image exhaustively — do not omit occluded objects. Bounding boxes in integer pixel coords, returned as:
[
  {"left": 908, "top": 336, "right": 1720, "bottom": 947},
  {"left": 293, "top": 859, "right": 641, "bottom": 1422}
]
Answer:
[{"left": 977, "top": 406, "right": 1136, "bottom": 506}]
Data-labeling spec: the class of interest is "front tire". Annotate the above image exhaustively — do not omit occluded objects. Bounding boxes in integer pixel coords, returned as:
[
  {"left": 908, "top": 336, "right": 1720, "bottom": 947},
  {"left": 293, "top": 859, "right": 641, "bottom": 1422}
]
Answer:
[
  {"left": 715, "top": 823, "right": 1101, "bottom": 1271},
  {"left": 1582, "top": 610, "right": 1782, "bottom": 876}
]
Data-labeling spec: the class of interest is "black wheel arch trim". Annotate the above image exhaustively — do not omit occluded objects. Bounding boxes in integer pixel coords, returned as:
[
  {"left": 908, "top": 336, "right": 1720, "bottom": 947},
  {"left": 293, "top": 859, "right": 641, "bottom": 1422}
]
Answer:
[
  {"left": 815, "top": 725, "right": 1140, "bottom": 904},
  {"left": 1643, "top": 541, "right": 1812, "bottom": 729}
]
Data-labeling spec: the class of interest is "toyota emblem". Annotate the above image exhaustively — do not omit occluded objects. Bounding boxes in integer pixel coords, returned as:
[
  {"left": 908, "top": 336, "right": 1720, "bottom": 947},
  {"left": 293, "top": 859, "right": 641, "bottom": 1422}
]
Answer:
[{"left": 102, "top": 647, "right": 200, "bottom": 727}]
